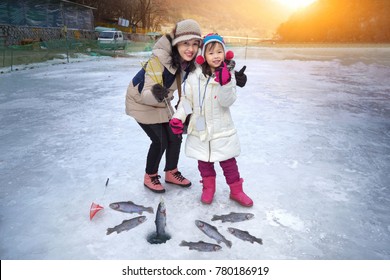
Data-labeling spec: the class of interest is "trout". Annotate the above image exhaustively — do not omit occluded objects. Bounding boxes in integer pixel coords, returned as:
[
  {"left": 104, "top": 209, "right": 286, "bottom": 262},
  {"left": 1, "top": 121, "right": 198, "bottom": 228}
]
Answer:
[
  {"left": 211, "top": 212, "right": 254, "bottom": 223},
  {"left": 109, "top": 201, "right": 154, "bottom": 214},
  {"left": 146, "top": 200, "right": 171, "bottom": 244},
  {"left": 180, "top": 240, "right": 222, "bottom": 252},
  {"left": 227, "top": 227, "right": 263, "bottom": 245},
  {"left": 106, "top": 216, "right": 146, "bottom": 235},
  {"left": 195, "top": 220, "right": 232, "bottom": 248}
]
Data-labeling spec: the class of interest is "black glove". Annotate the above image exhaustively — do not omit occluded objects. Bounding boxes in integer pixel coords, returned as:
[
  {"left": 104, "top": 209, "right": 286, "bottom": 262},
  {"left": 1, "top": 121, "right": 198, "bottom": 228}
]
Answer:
[
  {"left": 234, "top": 66, "right": 247, "bottom": 88},
  {"left": 151, "top": 84, "right": 169, "bottom": 102}
]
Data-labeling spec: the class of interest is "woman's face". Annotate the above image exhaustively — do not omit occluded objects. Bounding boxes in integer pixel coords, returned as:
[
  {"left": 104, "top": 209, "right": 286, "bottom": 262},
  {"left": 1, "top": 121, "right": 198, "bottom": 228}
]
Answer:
[
  {"left": 204, "top": 42, "right": 225, "bottom": 72},
  {"left": 177, "top": 39, "right": 200, "bottom": 62}
]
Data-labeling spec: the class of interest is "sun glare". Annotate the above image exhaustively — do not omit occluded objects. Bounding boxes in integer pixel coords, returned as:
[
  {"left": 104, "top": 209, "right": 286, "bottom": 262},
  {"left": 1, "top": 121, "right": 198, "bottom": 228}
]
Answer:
[{"left": 276, "top": 0, "right": 316, "bottom": 10}]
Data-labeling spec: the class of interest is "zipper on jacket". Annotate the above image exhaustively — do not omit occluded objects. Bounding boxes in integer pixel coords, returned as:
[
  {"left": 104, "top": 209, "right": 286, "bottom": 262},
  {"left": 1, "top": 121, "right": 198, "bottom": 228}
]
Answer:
[
  {"left": 198, "top": 76, "right": 211, "bottom": 116},
  {"left": 198, "top": 75, "right": 212, "bottom": 162},
  {"left": 208, "top": 141, "right": 211, "bottom": 162}
]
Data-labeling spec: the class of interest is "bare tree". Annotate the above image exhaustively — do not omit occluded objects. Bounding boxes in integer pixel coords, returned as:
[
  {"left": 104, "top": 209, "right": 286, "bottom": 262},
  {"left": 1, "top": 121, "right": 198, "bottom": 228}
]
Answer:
[
  {"left": 147, "top": 0, "right": 168, "bottom": 31},
  {"left": 72, "top": 0, "right": 172, "bottom": 32}
]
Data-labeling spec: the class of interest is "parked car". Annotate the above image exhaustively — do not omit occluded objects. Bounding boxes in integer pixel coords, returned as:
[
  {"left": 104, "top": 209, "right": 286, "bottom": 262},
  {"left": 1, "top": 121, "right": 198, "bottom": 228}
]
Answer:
[{"left": 97, "top": 30, "right": 127, "bottom": 49}]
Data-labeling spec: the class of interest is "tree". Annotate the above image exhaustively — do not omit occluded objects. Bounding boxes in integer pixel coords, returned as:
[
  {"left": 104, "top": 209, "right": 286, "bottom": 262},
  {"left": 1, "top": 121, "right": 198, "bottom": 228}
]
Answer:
[{"left": 73, "top": 0, "right": 166, "bottom": 31}]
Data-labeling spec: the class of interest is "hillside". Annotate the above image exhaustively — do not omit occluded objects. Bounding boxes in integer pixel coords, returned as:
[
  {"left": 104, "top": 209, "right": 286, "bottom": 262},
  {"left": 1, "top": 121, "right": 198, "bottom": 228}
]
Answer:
[{"left": 162, "top": 0, "right": 292, "bottom": 38}]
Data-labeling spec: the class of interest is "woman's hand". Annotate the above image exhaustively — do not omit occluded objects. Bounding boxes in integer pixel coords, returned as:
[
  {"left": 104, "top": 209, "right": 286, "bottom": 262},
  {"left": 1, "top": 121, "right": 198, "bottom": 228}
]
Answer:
[
  {"left": 151, "top": 84, "right": 169, "bottom": 102},
  {"left": 169, "top": 118, "right": 184, "bottom": 135}
]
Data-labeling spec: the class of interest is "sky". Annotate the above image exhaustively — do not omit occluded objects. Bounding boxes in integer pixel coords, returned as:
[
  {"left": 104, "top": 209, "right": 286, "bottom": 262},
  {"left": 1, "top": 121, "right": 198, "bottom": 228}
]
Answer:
[
  {"left": 274, "top": 0, "right": 317, "bottom": 11},
  {"left": 0, "top": 46, "right": 390, "bottom": 263}
]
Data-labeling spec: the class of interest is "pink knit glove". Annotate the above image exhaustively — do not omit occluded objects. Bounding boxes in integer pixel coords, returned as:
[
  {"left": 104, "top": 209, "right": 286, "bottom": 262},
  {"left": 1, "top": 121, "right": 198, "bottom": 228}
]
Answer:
[
  {"left": 169, "top": 118, "right": 184, "bottom": 135},
  {"left": 214, "top": 62, "right": 231, "bottom": 86}
]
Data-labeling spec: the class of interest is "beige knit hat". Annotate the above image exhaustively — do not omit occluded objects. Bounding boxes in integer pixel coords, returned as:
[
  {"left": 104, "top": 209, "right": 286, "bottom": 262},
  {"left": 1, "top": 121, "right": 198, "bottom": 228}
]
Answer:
[{"left": 172, "top": 19, "right": 202, "bottom": 46}]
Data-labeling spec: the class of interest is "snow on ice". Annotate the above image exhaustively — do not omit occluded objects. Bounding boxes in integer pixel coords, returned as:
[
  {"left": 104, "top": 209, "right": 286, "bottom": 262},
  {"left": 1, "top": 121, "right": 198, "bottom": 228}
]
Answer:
[{"left": 0, "top": 46, "right": 390, "bottom": 260}]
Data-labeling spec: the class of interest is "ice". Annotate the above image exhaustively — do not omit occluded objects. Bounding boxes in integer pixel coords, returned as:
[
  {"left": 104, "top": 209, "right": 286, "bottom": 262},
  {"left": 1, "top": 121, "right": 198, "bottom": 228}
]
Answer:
[{"left": 0, "top": 46, "right": 390, "bottom": 260}]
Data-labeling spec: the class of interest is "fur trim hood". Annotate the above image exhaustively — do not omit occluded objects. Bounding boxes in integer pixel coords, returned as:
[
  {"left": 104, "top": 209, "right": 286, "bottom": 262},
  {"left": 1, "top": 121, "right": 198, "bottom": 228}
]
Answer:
[{"left": 152, "top": 35, "right": 176, "bottom": 75}]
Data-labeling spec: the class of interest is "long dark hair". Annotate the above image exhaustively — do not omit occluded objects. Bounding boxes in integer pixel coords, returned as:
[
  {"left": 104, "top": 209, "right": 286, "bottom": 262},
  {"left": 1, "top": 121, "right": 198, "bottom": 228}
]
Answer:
[
  {"left": 166, "top": 34, "right": 197, "bottom": 73},
  {"left": 201, "top": 61, "right": 213, "bottom": 77}
]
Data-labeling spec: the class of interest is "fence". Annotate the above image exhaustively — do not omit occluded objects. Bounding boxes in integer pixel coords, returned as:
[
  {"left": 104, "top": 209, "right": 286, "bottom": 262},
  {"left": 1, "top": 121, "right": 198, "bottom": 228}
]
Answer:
[
  {"left": 0, "top": 23, "right": 158, "bottom": 71},
  {"left": 0, "top": 38, "right": 156, "bottom": 71}
]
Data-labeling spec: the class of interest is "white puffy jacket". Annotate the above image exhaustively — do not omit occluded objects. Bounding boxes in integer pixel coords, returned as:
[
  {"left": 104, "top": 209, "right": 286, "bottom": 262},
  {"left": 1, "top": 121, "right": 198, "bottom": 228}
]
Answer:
[{"left": 173, "top": 67, "right": 240, "bottom": 162}]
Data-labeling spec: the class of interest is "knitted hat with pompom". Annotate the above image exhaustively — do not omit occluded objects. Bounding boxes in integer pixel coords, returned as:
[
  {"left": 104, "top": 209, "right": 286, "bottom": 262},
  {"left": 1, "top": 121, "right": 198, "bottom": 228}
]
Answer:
[{"left": 195, "top": 33, "right": 234, "bottom": 65}]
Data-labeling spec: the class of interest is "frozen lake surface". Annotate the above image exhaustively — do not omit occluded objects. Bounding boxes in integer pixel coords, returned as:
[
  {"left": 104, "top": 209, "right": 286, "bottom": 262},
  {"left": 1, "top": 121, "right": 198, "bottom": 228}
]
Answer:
[{"left": 1, "top": 46, "right": 390, "bottom": 259}]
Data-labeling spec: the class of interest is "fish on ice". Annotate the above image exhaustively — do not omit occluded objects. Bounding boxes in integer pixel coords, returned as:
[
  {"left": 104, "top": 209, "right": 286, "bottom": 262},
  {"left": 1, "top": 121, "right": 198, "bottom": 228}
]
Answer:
[
  {"left": 227, "top": 227, "right": 263, "bottom": 245},
  {"left": 109, "top": 201, "right": 154, "bottom": 214},
  {"left": 211, "top": 212, "right": 254, "bottom": 223},
  {"left": 147, "top": 200, "right": 171, "bottom": 244},
  {"left": 180, "top": 240, "right": 222, "bottom": 252},
  {"left": 155, "top": 200, "right": 167, "bottom": 236},
  {"left": 106, "top": 216, "right": 146, "bottom": 235},
  {"left": 195, "top": 220, "right": 232, "bottom": 248}
]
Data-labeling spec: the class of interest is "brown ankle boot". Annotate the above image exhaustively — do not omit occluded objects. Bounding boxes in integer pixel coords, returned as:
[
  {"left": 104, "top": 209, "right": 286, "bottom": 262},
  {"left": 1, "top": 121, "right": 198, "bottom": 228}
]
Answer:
[
  {"left": 144, "top": 173, "right": 165, "bottom": 193},
  {"left": 165, "top": 168, "right": 191, "bottom": 187}
]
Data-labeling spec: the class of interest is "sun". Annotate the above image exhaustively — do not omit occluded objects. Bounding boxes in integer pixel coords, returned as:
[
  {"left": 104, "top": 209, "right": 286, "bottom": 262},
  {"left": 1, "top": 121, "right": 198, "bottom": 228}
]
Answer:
[{"left": 275, "top": 0, "right": 317, "bottom": 10}]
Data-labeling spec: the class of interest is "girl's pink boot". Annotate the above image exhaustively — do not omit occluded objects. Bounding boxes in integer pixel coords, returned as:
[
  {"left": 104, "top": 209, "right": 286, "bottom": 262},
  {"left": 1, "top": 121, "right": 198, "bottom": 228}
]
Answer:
[
  {"left": 200, "top": 176, "right": 216, "bottom": 204},
  {"left": 229, "top": 178, "right": 253, "bottom": 207}
]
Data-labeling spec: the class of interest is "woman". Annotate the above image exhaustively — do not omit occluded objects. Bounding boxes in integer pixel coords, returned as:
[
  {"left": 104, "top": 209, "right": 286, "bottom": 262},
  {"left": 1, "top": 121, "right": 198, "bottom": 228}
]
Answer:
[{"left": 125, "top": 19, "right": 202, "bottom": 193}]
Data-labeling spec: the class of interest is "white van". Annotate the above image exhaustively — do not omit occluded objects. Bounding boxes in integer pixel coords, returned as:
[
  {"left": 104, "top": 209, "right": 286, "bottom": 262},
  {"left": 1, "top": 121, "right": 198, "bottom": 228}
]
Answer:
[{"left": 98, "top": 30, "right": 126, "bottom": 49}]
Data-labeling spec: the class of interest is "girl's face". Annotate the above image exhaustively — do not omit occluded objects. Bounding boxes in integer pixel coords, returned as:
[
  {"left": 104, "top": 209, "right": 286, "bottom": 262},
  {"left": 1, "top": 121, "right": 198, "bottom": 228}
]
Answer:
[
  {"left": 177, "top": 39, "right": 200, "bottom": 62},
  {"left": 204, "top": 42, "right": 225, "bottom": 72}
]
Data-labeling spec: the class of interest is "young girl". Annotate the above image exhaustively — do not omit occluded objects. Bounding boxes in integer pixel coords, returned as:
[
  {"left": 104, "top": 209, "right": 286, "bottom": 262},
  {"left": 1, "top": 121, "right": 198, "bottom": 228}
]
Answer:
[{"left": 170, "top": 33, "right": 253, "bottom": 207}]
